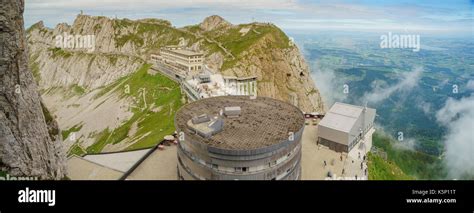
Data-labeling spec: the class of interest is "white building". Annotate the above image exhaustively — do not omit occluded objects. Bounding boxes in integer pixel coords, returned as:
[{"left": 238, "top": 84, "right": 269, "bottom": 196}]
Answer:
[
  {"left": 317, "top": 102, "right": 376, "bottom": 157},
  {"left": 183, "top": 71, "right": 257, "bottom": 100},
  {"left": 149, "top": 46, "right": 257, "bottom": 102},
  {"left": 151, "top": 46, "right": 204, "bottom": 74},
  {"left": 223, "top": 76, "right": 257, "bottom": 96}
]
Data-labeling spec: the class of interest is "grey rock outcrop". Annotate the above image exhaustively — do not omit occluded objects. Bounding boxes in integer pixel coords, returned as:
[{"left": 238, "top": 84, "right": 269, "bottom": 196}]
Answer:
[
  {"left": 0, "top": 0, "right": 66, "bottom": 179},
  {"left": 199, "top": 15, "right": 231, "bottom": 31},
  {"left": 26, "top": 14, "right": 325, "bottom": 156}
]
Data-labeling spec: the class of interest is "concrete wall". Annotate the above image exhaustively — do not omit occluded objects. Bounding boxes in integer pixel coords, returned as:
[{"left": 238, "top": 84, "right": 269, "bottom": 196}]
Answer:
[
  {"left": 348, "top": 108, "right": 376, "bottom": 151},
  {"left": 317, "top": 125, "right": 349, "bottom": 146},
  {"left": 176, "top": 126, "right": 304, "bottom": 180}
]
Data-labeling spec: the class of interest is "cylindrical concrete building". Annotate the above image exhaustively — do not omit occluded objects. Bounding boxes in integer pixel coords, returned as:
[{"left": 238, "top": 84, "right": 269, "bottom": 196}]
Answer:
[{"left": 175, "top": 96, "right": 304, "bottom": 180}]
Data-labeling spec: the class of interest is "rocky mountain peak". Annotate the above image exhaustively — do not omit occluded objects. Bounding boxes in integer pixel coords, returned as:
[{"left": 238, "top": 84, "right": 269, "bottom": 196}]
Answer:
[{"left": 200, "top": 15, "right": 231, "bottom": 31}]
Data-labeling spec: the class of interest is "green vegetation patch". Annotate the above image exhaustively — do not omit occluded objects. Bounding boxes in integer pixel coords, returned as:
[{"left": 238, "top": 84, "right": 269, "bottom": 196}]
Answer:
[
  {"left": 107, "top": 54, "right": 118, "bottom": 65},
  {"left": 372, "top": 132, "right": 446, "bottom": 179},
  {"left": 49, "top": 47, "right": 72, "bottom": 59},
  {"left": 26, "top": 21, "right": 44, "bottom": 34},
  {"left": 367, "top": 152, "right": 413, "bottom": 180},
  {"left": 30, "top": 61, "right": 41, "bottom": 83},
  {"left": 215, "top": 24, "right": 291, "bottom": 70},
  {"left": 40, "top": 101, "right": 60, "bottom": 141},
  {"left": 29, "top": 53, "right": 41, "bottom": 83},
  {"left": 93, "top": 76, "right": 129, "bottom": 99},
  {"left": 68, "top": 144, "right": 86, "bottom": 157},
  {"left": 86, "top": 64, "right": 183, "bottom": 153},
  {"left": 115, "top": 34, "right": 144, "bottom": 47},
  {"left": 62, "top": 124, "right": 83, "bottom": 141},
  {"left": 113, "top": 18, "right": 134, "bottom": 30},
  {"left": 93, "top": 24, "right": 102, "bottom": 32},
  {"left": 86, "top": 128, "right": 112, "bottom": 153},
  {"left": 41, "top": 102, "right": 54, "bottom": 124},
  {"left": 184, "top": 24, "right": 202, "bottom": 34},
  {"left": 113, "top": 19, "right": 197, "bottom": 51},
  {"left": 71, "top": 84, "right": 86, "bottom": 96}
]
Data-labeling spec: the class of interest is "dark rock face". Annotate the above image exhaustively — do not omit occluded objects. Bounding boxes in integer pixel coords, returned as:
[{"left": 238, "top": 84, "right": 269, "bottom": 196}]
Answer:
[{"left": 0, "top": 0, "right": 66, "bottom": 179}]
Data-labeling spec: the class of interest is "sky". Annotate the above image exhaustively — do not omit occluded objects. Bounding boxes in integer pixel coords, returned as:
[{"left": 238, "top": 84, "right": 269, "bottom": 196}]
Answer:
[{"left": 24, "top": 0, "right": 473, "bottom": 35}]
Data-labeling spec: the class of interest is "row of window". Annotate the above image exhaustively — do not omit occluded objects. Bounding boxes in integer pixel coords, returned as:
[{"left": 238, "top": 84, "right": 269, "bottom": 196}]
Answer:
[
  {"left": 179, "top": 140, "right": 299, "bottom": 175},
  {"left": 189, "top": 66, "right": 202, "bottom": 71},
  {"left": 161, "top": 51, "right": 203, "bottom": 61},
  {"left": 207, "top": 146, "right": 297, "bottom": 174}
]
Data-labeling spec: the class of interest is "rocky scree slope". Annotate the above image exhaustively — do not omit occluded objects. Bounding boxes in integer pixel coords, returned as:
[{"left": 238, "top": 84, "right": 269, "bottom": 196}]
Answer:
[{"left": 27, "top": 14, "right": 324, "bottom": 155}]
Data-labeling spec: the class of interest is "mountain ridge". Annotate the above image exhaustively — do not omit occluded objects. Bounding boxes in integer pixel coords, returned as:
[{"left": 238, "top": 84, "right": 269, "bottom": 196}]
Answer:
[{"left": 27, "top": 14, "right": 325, "bottom": 155}]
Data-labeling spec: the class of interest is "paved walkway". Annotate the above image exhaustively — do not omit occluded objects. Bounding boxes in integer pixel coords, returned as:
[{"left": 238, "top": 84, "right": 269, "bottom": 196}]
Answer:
[
  {"left": 301, "top": 119, "right": 368, "bottom": 180},
  {"left": 125, "top": 145, "right": 178, "bottom": 180},
  {"left": 83, "top": 148, "right": 151, "bottom": 172},
  {"left": 67, "top": 156, "right": 124, "bottom": 180},
  {"left": 68, "top": 119, "right": 370, "bottom": 180}
]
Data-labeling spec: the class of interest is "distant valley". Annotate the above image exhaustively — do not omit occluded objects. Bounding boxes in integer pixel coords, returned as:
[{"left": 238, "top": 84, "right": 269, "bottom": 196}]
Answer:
[{"left": 294, "top": 32, "right": 473, "bottom": 179}]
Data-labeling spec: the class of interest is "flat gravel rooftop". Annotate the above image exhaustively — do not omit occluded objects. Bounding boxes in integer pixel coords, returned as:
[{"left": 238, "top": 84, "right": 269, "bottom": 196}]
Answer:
[{"left": 175, "top": 96, "right": 304, "bottom": 150}]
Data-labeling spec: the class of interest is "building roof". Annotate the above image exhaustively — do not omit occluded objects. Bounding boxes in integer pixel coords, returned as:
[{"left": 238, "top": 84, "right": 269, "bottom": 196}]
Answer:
[
  {"left": 164, "top": 48, "right": 204, "bottom": 56},
  {"left": 318, "top": 102, "right": 373, "bottom": 133},
  {"left": 223, "top": 76, "right": 258, "bottom": 80},
  {"left": 175, "top": 96, "right": 304, "bottom": 150}
]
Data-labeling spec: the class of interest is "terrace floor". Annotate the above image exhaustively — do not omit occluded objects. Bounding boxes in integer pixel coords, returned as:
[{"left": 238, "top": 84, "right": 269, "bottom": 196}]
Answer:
[{"left": 301, "top": 119, "right": 368, "bottom": 180}]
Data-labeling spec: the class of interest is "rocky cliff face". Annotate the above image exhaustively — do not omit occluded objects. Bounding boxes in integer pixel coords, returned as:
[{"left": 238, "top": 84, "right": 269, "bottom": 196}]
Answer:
[
  {"left": 190, "top": 17, "right": 325, "bottom": 112},
  {"left": 0, "top": 0, "right": 66, "bottom": 179},
  {"left": 221, "top": 29, "right": 324, "bottom": 112},
  {"left": 26, "top": 14, "right": 324, "bottom": 155},
  {"left": 199, "top": 15, "right": 232, "bottom": 31},
  {"left": 28, "top": 14, "right": 324, "bottom": 111}
]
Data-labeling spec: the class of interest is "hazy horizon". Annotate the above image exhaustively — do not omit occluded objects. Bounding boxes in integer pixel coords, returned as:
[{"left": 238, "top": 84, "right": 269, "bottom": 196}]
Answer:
[{"left": 25, "top": 0, "right": 473, "bottom": 36}]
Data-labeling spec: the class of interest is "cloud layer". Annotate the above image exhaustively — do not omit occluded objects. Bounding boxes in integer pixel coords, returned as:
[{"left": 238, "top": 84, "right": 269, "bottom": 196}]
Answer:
[
  {"left": 309, "top": 61, "right": 348, "bottom": 108},
  {"left": 362, "top": 67, "right": 423, "bottom": 104},
  {"left": 436, "top": 94, "right": 474, "bottom": 179}
]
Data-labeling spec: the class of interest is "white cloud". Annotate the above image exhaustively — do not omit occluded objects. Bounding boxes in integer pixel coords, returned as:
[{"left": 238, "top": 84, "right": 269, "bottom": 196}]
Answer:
[
  {"left": 309, "top": 60, "right": 347, "bottom": 108},
  {"left": 436, "top": 94, "right": 474, "bottom": 179},
  {"left": 466, "top": 80, "right": 474, "bottom": 91},
  {"left": 26, "top": 0, "right": 301, "bottom": 10},
  {"left": 362, "top": 67, "right": 423, "bottom": 104},
  {"left": 417, "top": 99, "right": 433, "bottom": 115}
]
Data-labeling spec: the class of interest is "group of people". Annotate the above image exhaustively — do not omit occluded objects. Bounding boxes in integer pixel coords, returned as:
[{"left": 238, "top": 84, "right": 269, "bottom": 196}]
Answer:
[{"left": 323, "top": 151, "right": 369, "bottom": 179}]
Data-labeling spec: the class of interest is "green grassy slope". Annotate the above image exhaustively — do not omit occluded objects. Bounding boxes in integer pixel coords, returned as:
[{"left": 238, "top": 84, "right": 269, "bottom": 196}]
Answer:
[
  {"left": 85, "top": 64, "right": 183, "bottom": 153},
  {"left": 204, "top": 24, "right": 291, "bottom": 70},
  {"left": 367, "top": 152, "right": 413, "bottom": 180},
  {"left": 372, "top": 132, "right": 446, "bottom": 179},
  {"left": 28, "top": 16, "right": 297, "bottom": 155},
  {"left": 113, "top": 19, "right": 198, "bottom": 53}
]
